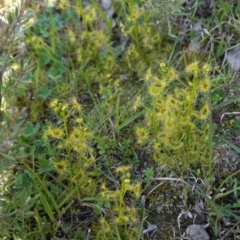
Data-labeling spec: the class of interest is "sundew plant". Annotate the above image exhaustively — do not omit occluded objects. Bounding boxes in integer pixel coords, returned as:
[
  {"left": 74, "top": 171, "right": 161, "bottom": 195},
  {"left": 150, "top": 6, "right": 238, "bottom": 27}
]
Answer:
[{"left": 134, "top": 61, "right": 212, "bottom": 170}]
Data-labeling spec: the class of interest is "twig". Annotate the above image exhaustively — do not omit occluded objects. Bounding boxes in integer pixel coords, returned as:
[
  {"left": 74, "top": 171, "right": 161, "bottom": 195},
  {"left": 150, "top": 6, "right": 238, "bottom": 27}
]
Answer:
[
  {"left": 153, "top": 177, "right": 191, "bottom": 187},
  {"left": 220, "top": 111, "right": 240, "bottom": 124}
]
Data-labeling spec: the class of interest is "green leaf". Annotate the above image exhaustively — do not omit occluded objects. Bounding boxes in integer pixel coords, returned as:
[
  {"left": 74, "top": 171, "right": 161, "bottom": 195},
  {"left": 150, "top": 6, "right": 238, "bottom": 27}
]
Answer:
[
  {"left": 104, "top": 201, "right": 111, "bottom": 208},
  {"left": 38, "top": 85, "right": 52, "bottom": 100},
  {"left": 232, "top": 201, "right": 240, "bottom": 208},
  {"left": 144, "top": 167, "right": 154, "bottom": 183},
  {"left": 21, "top": 161, "right": 60, "bottom": 215},
  {"left": 212, "top": 97, "right": 240, "bottom": 110},
  {"left": 93, "top": 206, "right": 101, "bottom": 214},
  {"left": 39, "top": 51, "right": 51, "bottom": 66},
  {"left": 217, "top": 136, "right": 240, "bottom": 153},
  {"left": 23, "top": 211, "right": 35, "bottom": 217},
  {"left": 22, "top": 122, "right": 40, "bottom": 138},
  {"left": 39, "top": 194, "right": 55, "bottom": 222},
  {"left": 0, "top": 151, "right": 16, "bottom": 162},
  {"left": 15, "top": 172, "right": 23, "bottom": 186},
  {"left": 25, "top": 169, "right": 34, "bottom": 179},
  {"left": 117, "top": 109, "right": 147, "bottom": 131},
  {"left": 10, "top": 119, "right": 25, "bottom": 139}
]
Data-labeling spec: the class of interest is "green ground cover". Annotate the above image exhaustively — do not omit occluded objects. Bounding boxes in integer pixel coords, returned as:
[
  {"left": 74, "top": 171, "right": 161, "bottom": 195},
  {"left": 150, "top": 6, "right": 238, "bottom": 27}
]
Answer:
[{"left": 1, "top": 0, "right": 240, "bottom": 239}]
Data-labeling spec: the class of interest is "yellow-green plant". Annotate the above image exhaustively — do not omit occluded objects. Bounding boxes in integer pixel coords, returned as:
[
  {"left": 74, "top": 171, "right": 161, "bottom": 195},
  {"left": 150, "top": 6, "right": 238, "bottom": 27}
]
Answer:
[
  {"left": 133, "top": 61, "right": 212, "bottom": 171},
  {"left": 91, "top": 165, "right": 142, "bottom": 240},
  {"left": 43, "top": 97, "right": 97, "bottom": 196}
]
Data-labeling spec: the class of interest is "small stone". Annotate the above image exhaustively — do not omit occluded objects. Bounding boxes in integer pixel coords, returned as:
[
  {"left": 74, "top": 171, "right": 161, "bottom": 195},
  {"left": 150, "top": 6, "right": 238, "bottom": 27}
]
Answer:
[
  {"left": 226, "top": 46, "right": 240, "bottom": 71},
  {"left": 185, "top": 224, "right": 210, "bottom": 240}
]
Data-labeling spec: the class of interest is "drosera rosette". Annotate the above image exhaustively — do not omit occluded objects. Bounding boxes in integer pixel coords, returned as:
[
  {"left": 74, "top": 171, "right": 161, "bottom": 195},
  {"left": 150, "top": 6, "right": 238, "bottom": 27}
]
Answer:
[
  {"left": 134, "top": 124, "right": 150, "bottom": 145},
  {"left": 199, "top": 77, "right": 211, "bottom": 93},
  {"left": 52, "top": 159, "right": 69, "bottom": 176},
  {"left": 43, "top": 125, "right": 65, "bottom": 140}
]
